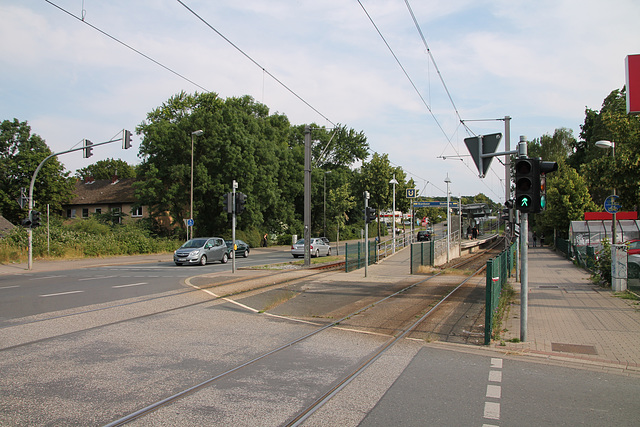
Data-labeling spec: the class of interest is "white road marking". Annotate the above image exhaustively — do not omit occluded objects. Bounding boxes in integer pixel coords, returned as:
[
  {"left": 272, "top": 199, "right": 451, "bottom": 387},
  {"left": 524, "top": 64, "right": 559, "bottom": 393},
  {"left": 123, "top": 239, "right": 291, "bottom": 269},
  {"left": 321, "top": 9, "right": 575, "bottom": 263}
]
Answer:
[
  {"left": 484, "top": 402, "right": 500, "bottom": 420},
  {"left": 40, "top": 290, "right": 84, "bottom": 297},
  {"left": 186, "top": 282, "right": 259, "bottom": 313},
  {"left": 78, "top": 275, "right": 117, "bottom": 281},
  {"left": 0, "top": 285, "right": 20, "bottom": 290},
  {"left": 112, "top": 282, "right": 148, "bottom": 288},
  {"left": 486, "top": 384, "right": 501, "bottom": 399},
  {"left": 29, "top": 275, "right": 67, "bottom": 280},
  {"left": 488, "top": 370, "right": 502, "bottom": 382},
  {"left": 490, "top": 358, "right": 503, "bottom": 369}
]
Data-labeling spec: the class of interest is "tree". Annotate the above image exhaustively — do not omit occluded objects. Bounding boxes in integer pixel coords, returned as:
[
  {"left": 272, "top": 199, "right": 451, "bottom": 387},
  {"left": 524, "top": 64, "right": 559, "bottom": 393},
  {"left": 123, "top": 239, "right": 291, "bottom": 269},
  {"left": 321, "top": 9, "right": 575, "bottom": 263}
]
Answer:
[
  {"left": 528, "top": 128, "right": 575, "bottom": 163},
  {"left": 75, "top": 158, "right": 136, "bottom": 180},
  {"left": 0, "top": 119, "right": 73, "bottom": 224},
  {"left": 136, "top": 92, "right": 296, "bottom": 237},
  {"left": 538, "top": 161, "right": 597, "bottom": 238}
]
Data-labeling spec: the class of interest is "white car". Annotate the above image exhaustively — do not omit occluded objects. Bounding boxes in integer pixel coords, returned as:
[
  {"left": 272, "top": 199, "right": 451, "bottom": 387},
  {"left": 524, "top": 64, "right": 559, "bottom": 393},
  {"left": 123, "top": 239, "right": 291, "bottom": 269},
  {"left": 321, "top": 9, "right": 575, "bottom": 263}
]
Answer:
[{"left": 291, "top": 238, "right": 331, "bottom": 258}]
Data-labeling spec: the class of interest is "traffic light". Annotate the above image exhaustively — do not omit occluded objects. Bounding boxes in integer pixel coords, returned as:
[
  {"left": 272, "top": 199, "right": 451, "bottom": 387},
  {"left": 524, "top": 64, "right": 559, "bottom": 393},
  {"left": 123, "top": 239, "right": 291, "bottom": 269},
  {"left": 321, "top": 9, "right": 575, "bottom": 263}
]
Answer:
[
  {"left": 514, "top": 157, "right": 538, "bottom": 213},
  {"left": 83, "top": 139, "right": 93, "bottom": 158},
  {"left": 538, "top": 161, "right": 558, "bottom": 212},
  {"left": 31, "top": 211, "right": 41, "bottom": 228},
  {"left": 222, "top": 193, "right": 232, "bottom": 214},
  {"left": 365, "top": 206, "right": 376, "bottom": 224},
  {"left": 235, "top": 192, "right": 247, "bottom": 215},
  {"left": 122, "top": 130, "right": 132, "bottom": 149},
  {"left": 21, "top": 215, "right": 32, "bottom": 228}
]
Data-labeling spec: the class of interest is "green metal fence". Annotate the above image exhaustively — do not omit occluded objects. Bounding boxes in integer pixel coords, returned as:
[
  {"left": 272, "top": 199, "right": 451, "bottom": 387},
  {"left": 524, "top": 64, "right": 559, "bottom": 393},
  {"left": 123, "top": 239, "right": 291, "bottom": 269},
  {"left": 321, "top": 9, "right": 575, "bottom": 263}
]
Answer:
[
  {"left": 410, "top": 241, "right": 435, "bottom": 274},
  {"left": 345, "top": 240, "right": 378, "bottom": 272},
  {"left": 484, "top": 242, "right": 517, "bottom": 345}
]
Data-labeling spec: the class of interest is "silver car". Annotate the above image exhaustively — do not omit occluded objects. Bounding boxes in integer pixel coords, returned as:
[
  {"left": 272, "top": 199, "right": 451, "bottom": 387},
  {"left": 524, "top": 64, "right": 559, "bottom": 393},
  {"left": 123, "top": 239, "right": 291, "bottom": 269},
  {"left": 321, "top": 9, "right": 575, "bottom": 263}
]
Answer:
[
  {"left": 291, "top": 238, "right": 331, "bottom": 258},
  {"left": 174, "top": 237, "right": 229, "bottom": 266}
]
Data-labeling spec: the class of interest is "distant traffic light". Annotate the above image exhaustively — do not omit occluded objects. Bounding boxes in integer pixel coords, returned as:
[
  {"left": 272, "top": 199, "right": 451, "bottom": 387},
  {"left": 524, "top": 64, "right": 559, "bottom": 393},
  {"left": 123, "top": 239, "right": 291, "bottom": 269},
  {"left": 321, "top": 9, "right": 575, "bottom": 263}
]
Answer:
[
  {"left": 235, "top": 192, "right": 247, "bottom": 215},
  {"left": 222, "top": 193, "right": 232, "bottom": 214},
  {"left": 83, "top": 139, "right": 93, "bottom": 158},
  {"left": 365, "top": 206, "right": 376, "bottom": 224},
  {"left": 514, "top": 157, "right": 537, "bottom": 213},
  {"left": 122, "top": 130, "right": 132, "bottom": 149},
  {"left": 31, "top": 211, "right": 41, "bottom": 228}
]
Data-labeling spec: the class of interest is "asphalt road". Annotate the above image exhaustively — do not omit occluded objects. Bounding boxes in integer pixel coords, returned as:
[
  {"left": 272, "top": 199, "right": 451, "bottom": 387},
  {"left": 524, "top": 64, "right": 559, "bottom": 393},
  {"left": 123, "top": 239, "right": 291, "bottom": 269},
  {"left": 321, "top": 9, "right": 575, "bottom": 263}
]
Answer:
[{"left": 0, "top": 247, "right": 295, "bottom": 323}]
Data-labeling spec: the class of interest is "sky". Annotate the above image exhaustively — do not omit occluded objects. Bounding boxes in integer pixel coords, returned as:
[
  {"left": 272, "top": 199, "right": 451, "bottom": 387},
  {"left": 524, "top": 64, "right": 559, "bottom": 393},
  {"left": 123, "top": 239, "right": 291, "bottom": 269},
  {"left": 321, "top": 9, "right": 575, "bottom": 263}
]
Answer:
[{"left": 2, "top": 0, "right": 639, "bottom": 203}]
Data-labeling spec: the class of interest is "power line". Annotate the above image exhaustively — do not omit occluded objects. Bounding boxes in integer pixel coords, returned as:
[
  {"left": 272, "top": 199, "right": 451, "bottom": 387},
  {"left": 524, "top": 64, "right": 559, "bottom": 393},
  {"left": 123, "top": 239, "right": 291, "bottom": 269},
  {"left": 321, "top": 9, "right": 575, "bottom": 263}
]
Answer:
[{"left": 175, "top": 0, "right": 336, "bottom": 127}]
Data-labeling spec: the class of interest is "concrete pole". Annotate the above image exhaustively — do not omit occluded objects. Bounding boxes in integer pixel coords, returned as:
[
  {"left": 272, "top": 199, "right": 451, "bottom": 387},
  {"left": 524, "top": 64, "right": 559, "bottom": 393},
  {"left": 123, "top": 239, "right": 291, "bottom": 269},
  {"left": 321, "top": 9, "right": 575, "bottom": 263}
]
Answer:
[
  {"left": 364, "top": 191, "right": 370, "bottom": 277},
  {"left": 445, "top": 175, "right": 451, "bottom": 263},
  {"left": 304, "top": 126, "right": 311, "bottom": 267},
  {"left": 232, "top": 180, "right": 237, "bottom": 273}
]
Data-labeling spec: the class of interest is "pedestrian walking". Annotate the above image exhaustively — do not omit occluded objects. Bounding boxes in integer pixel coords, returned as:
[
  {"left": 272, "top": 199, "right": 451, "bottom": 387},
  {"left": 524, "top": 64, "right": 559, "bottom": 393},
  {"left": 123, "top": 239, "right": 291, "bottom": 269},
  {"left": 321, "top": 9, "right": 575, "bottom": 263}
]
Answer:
[
  {"left": 533, "top": 231, "right": 537, "bottom": 247},
  {"left": 262, "top": 233, "right": 268, "bottom": 247}
]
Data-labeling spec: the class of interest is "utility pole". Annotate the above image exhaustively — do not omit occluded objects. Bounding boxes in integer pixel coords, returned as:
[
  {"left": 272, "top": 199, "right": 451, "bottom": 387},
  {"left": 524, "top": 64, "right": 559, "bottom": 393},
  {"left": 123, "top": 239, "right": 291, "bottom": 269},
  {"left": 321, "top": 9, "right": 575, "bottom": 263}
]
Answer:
[{"left": 304, "top": 126, "right": 311, "bottom": 267}]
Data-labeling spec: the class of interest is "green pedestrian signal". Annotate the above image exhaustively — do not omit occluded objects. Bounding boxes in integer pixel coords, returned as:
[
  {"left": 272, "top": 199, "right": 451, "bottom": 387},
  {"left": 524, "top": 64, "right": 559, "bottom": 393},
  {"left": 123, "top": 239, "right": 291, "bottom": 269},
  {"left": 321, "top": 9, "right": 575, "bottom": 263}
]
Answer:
[{"left": 517, "top": 195, "right": 531, "bottom": 209}]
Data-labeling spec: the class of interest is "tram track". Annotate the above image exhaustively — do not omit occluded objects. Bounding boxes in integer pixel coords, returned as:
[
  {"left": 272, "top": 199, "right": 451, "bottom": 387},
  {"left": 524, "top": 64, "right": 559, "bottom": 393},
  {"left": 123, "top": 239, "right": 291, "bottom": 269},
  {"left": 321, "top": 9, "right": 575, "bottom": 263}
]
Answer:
[
  {"left": 1, "top": 239, "right": 505, "bottom": 425},
  {"left": 103, "top": 239, "right": 504, "bottom": 426}
]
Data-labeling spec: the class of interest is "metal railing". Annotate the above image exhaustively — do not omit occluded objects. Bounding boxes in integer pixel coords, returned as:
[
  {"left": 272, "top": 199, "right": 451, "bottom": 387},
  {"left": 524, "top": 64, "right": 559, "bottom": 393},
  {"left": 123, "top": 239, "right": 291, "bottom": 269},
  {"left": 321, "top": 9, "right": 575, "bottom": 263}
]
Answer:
[
  {"left": 344, "top": 240, "right": 378, "bottom": 272},
  {"left": 484, "top": 242, "right": 517, "bottom": 345}
]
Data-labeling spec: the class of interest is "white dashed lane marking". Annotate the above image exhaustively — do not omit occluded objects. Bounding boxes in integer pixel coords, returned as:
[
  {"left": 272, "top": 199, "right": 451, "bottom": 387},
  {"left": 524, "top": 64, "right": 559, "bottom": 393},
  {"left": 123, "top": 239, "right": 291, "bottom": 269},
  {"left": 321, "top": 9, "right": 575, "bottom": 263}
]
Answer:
[{"left": 483, "top": 357, "right": 503, "bottom": 423}]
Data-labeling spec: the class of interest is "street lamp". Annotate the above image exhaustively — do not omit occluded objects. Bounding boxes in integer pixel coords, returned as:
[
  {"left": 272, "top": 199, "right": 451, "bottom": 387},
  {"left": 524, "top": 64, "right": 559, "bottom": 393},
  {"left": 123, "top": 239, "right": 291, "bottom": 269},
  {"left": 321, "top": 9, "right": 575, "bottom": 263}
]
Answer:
[
  {"left": 389, "top": 175, "right": 398, "bottom": 253},
  {"left": 190, "top": 129, "right": 204, "bottom": 240},
  {"left": 595, "top": 140, "right": 616, "bottom": 244}
]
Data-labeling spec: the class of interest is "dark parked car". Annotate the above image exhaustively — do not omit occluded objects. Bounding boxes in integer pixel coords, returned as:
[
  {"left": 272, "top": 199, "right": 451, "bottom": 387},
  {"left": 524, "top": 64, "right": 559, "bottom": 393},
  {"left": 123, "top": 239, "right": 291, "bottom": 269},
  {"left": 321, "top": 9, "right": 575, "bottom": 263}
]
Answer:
[
  {"left": 225, "top": 239, "right": 250, "bottom": 258},
  {"left": 417, "top": 230, "right": 431, "bottom": 242},
  {"left": 174, "top": 237, "right": 228, "bottom": 266}
]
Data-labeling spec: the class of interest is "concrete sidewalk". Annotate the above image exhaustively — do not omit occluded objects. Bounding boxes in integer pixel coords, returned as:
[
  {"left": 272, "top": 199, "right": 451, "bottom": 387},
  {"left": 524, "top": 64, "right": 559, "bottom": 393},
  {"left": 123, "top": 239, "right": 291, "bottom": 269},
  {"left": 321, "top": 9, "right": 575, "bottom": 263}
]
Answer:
[{"left": 497, "top": 247, "right": 640, "bottom": 375}]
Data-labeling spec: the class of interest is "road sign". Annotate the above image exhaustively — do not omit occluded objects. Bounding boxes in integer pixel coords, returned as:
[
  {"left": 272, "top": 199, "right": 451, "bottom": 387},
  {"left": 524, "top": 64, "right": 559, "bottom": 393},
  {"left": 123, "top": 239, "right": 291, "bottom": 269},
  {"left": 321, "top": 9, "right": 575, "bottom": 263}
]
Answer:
[
  {"left": 413, "top": 200, "right": 459, "bottom": 208},
  {"left": 464, "top": 132, "right": 503, "bottom": 178},
  {"left": 406, "top": 188, "right": 417, "bottom": 198},
  {"left": 187, "top": 218, "right": 194, "bottom": 226},
  {"left": 604, "top": 195, "right": 621, "bottom": 214}
]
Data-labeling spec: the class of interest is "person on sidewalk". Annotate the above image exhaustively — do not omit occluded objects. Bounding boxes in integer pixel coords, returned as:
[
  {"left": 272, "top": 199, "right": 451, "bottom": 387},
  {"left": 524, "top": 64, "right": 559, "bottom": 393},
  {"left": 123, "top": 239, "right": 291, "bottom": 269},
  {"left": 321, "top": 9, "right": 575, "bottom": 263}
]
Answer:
[
  {"left": 262, "top": 233, "right": 268, "bottom": 247},
  {"left": 532, "top": 231, "right": 537, "bottom": 247}
]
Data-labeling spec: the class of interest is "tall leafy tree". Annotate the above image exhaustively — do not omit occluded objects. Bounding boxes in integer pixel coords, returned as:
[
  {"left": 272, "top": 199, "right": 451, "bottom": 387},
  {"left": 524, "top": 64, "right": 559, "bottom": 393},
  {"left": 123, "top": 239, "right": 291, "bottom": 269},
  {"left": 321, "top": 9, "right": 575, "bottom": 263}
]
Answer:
[
  {"left": 75, "top": 158, "right": 136, "bottom": 180},
  {"left": 136, "top": 92, "right": 296, "bottom": 237},
  {"left": 0, "top": 119, "right": 73, "bottom": 224}
]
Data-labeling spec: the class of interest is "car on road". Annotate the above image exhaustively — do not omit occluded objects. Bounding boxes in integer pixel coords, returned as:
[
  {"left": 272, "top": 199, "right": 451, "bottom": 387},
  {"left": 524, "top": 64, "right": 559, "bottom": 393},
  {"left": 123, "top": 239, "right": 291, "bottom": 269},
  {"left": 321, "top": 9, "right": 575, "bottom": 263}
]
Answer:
[
  {"left": 417, "top": 230, "right": 431, "bottom": 241},
  {"left": 174, "top": 237, "right": 229, "bottom": 266},
  {"left": 225, "top": 239, "right": 250, "bottom": 258},
  {"left": 291, "top": 238, "right": 331, "bottom": 258},
  {"left": 627, "top": 239, "right": 640, "bottom": 255}
]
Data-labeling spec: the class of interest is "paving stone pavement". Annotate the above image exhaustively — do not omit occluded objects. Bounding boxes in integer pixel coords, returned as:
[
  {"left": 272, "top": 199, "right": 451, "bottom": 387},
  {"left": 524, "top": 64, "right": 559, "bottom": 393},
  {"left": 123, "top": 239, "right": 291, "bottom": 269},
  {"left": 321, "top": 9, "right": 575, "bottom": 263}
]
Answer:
[{"left": 497, "top": 246, "right": 640, "bottom": 376}]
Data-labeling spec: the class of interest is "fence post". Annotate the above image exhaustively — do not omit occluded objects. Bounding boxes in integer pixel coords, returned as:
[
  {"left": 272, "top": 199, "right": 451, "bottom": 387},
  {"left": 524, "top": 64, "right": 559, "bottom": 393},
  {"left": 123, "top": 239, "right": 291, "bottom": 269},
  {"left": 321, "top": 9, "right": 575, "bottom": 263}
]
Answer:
[{"left": 485, "top": 259, "right": 494, "bottom": 345}]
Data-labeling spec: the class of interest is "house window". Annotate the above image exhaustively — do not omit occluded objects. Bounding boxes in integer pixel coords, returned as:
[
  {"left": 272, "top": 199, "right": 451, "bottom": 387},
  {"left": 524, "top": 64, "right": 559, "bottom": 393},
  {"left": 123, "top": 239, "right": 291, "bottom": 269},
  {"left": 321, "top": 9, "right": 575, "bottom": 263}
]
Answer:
[
  {"left": 95, "top": 208, "right": 102, "bottom": 214},
  {"left": 132, "top": 206, "right": 143, "bottom": 217},
  {"left": 67, "top": 209, "right": 76, "bottom": 219},
  {"left": 82, "top": 208, "right": 89, "bottom": 218}
]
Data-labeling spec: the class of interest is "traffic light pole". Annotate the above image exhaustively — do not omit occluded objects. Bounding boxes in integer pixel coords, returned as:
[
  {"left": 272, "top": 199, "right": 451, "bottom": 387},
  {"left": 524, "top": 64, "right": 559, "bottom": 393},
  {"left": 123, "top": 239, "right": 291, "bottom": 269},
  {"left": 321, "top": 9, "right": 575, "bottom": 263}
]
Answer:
[
  {"left": 232, "top": 180, "right": 237, "bottom": 273},
  {"left": 518, "top": 136, "right": 529, "bottom": 342},
  {"left": 364, "top": 191, "right": 370, "bottom": 278},
  {"left": 27, "top": 136, "right": 124, "bottom": 270}
]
